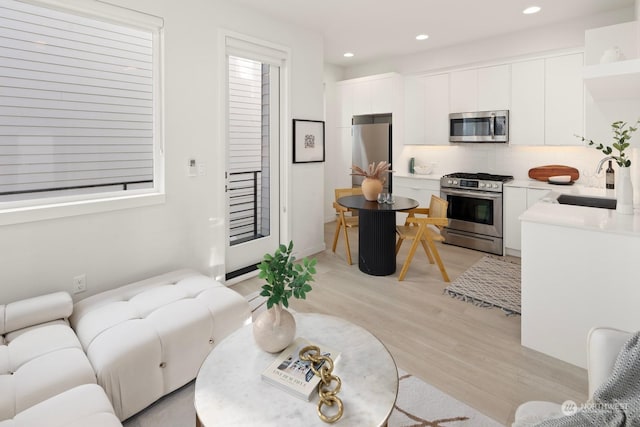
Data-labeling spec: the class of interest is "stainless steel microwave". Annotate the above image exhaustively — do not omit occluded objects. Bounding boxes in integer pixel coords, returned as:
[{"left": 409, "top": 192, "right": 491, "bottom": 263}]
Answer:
[{"left": 449, "top": 110, "right": 509, "bottom": 143}]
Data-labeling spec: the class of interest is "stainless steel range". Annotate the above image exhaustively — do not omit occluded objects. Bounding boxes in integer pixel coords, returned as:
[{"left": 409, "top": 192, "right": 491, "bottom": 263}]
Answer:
[{"left": 440, "top": 172, "right": 514, "bottom": 255}]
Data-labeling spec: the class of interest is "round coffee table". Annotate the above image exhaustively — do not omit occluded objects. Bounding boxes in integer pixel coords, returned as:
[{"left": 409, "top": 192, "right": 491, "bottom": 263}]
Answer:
[{"left": 195, "top": 313, "right": 398, "bottom": 426}]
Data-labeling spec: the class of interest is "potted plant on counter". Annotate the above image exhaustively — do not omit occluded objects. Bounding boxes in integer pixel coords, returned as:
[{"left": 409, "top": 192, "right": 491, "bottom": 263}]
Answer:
[
  {"left": 253, "top": 241, "right": 317, "bottom": 353},
  {"left": 576, "top": 119, "right": 640, "bottom": 215},
  {"left": 351, "top": 161, "right": 393, "bottom": 201}
]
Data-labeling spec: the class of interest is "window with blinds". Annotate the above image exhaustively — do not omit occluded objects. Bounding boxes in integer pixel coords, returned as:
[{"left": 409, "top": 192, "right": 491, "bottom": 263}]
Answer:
[{"left": 0, "top": 0, "right": 161, "bottom": 204}]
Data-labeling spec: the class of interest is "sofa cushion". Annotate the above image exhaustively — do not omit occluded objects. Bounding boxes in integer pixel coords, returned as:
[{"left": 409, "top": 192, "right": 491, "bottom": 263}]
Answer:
[
  {"left": 2, "top": 292, "right": 72, "bottom": 335},
  {"left": 70, "top": 269, "right": 250, "bottom": 420},
  {"left": 0, "top": 323, "right": 96, "bottom": 420},
  {"left": 0, "top": 384, "right": 121, "bottom": 427}
]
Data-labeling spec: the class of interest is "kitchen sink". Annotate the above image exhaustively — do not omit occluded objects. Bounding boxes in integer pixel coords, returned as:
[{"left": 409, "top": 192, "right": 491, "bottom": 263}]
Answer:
[{"left": 556, "top": 194, "right": 617, "bottom": 209}]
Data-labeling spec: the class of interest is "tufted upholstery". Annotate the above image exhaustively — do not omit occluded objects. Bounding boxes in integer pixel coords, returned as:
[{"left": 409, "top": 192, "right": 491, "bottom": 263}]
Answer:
[
  {"left": 70, "top": 269, "right": 250, "bottom": 420},
  {"left": 0, "top": 292, "right": 97, "bottom": 422},
  {"left": 0, "top": 384, "right": 120, "bottom": 427}
]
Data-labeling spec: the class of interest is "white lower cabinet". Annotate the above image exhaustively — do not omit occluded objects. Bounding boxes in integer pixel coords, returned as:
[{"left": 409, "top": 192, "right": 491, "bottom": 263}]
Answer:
[
  {"left": 504, "top": 187, "right": 549, "bottom": 255},
  {"left": 393, "top": 176, "right": 440, "bottom": 225}
]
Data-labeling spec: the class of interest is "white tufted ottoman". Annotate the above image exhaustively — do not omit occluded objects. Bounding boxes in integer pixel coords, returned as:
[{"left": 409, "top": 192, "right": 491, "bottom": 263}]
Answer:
[
  {"left": 0, "top": 292, "right": 99, "bottom": 422},
  {"left": 70, "top": 269, "right": 250, "bottom": 421}
]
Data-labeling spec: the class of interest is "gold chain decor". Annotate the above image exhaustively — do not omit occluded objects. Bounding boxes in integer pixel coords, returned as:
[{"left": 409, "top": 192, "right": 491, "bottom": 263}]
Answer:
[{"left": 299, "top": 345, "right": 344, "bottom": 423}]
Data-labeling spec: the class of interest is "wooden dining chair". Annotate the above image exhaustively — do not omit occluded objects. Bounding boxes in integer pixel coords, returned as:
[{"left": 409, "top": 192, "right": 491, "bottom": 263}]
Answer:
[
  {"left": 395, "top": 195, "right": 450, "bottom": 282},
  {"left": 331, "top": 187, "right": 363, "bottom": 265}
]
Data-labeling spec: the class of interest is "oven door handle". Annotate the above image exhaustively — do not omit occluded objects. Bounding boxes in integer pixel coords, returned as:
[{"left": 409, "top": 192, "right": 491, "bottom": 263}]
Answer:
[{"left": 441, "top": 189, "right": 502, "bottom": 200}]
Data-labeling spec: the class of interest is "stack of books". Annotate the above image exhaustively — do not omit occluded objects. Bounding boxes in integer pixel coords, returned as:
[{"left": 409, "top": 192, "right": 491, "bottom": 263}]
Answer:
[{"left": 261, "top": 337, "right": 341, "bottom": 401}]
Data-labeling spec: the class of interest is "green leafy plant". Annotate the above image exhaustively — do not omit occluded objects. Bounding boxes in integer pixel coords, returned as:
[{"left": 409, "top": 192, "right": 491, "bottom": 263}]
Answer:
[
  {"left": 258, "top": 241, "right": 317, "bottom": 309},
  {"left": 576, "top": 119, "right": 640, "bottom": 167}
]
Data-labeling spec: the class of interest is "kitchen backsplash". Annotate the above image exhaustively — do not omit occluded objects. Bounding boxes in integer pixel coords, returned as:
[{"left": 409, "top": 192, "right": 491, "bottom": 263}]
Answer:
[{"left": 399, "top": 144, "right": 639, "bottom": 190}]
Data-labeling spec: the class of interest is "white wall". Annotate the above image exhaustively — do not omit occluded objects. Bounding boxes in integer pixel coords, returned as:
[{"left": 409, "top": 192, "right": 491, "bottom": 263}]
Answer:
[
  {"left": 0, "top": 0, "right": 325, "bottom": 304},
  {"left": 323, "top": 64, "right": 346, "bottom": 221}
]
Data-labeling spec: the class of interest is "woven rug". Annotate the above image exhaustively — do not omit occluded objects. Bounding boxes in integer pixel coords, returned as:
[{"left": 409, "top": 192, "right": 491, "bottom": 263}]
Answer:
[{"left": 444, "top": 255, "right": 521, "bottom": 315}]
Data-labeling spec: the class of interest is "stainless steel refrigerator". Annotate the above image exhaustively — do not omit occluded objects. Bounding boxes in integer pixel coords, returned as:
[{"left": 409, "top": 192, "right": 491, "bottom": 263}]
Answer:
[{"left": 352, "top": 114, "right": 392, "bottom": 192}]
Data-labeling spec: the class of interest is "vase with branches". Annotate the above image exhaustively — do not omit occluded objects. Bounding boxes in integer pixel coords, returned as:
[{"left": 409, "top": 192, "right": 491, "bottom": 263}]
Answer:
[
  {"left": 575, "top": 119, "right": 640, "bottom": 168},
  {"left": 351, "top": 161, "right": 393, "bottom": 200},
  {"left": 576, "top": 119, "right": 639, "bottom": 215}
]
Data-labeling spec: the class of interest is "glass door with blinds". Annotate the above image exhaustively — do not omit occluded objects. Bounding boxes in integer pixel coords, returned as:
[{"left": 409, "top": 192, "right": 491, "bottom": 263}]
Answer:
[{"left": 225, "top": 52, "right": 281, "bottom": 277}]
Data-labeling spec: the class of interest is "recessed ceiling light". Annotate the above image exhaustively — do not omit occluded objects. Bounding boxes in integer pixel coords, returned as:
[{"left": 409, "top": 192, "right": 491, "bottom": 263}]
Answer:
[
  {"left": 523, "top": 6, "right": 541, "bottom": 14},
  {"left": 343, "top": 52, "right": 354, "bottom": 58},
  {"left": 416, "top": 34, "right": 429, "bottom": 41}
]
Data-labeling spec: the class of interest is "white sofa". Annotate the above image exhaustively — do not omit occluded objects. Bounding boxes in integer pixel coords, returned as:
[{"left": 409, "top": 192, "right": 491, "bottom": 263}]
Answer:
[
  {"left": 0, "top": 292, "right": 121, "bottom": 426},
  {"left": 1, "top": 269, "right": 251, "bottom": 425},
  {"left": 70, "top": 269, "right": 251, "bottom": 420},
  {"left": 513, "top": 327, "right": 632, "bottom": 426}
]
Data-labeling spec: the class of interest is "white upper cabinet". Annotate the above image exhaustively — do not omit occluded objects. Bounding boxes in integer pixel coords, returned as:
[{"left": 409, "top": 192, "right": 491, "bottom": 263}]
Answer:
[
  {"left": 477, "top": 65, "right": 511, "bottom": 111},
  {"left": 404, "top": 73, "right": 450, "bottom": 145},
  {"left": 403, "top": 75, "right": 426, "bottom": 144},
  {"left": 336, "top": 83, "right": 354, "bottom": 127},
  {"left": 352, "top": 80, "right": 372, "bottom": 116},
  {"left": 424, "top": 73, "right": 450, "bottom": 144},
  {"left": 371, "top": 77, "right": 395, "bottom": 114},
  {"left": 545, "top": 53, "right": 584, "bottom": 146},
  {"left": 510, "top": 52, "right": 585, "bottom": 146},
  {"left": 450, "top": 65, "right": 510, "bottom": 113},
  {"left": 510, "top": 59, "right": 545, "bottom": 146},
  {"left": 337, "top": 73, "right": 401, "bottom": 124},
  {"left": 449, "top": 69, "right": 478, "bottom": 113}
]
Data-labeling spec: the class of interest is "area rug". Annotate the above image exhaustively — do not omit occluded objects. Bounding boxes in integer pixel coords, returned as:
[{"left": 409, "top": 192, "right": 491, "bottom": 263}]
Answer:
[
  {"left": 123, "top": 369, "right": 503, "bottom": 427},
  {"left": 444, "top": 255, "right": 521, "bottom": 315}
]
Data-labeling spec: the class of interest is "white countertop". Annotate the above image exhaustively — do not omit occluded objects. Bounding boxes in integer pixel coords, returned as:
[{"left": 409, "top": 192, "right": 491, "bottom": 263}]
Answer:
[
  {"left": 519, "top": 188, "right": 640, "bottom": 236},
  {"left": 507, "top": 179, "right": 616, "bottom": 196},
  {"left": 394, "top": 173, "right": 442, "bottom": 181}
]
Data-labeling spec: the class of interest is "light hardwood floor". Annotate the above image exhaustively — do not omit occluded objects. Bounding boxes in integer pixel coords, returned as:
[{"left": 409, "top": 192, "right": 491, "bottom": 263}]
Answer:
[{"left": 230, "top": 222, "right": 588, "bottom": 426}]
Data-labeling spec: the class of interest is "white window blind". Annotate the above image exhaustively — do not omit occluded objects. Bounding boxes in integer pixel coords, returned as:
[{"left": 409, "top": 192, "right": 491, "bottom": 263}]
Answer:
[
  {"left": 227, "top": 55, "right": 262, "bottom": 174},
  {"left": 0, "top": 0, "right": 156, "bottom": 203}
]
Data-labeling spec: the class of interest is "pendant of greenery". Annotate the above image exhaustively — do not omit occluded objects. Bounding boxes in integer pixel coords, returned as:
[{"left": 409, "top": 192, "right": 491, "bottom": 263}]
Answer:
[
  {"left": 258, "top": 241, "right": 317, "bottom": 310},
  {"left": 576, "top": 119, "right": 640, "bottom": 167}
]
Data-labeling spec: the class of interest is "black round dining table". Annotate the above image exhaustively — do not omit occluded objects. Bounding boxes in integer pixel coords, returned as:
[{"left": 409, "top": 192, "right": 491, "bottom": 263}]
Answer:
[{"left": 337, "top": 195, "right": 419, "bottom": 276}]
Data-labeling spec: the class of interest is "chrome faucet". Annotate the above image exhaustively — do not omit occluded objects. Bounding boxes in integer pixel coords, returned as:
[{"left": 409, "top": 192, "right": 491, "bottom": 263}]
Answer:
[{"left": 596, "top": 156, "right": 615, "bottom": 174}]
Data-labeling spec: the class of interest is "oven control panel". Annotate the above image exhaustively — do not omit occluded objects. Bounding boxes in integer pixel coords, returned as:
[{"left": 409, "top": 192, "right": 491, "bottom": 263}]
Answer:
[{"left": 441, "top": 178, "right": 503, "bottom": 192}]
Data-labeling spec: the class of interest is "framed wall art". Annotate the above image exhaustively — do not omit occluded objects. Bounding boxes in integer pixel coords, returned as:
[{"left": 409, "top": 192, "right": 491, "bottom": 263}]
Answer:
[{"left": 293, "top": 119, "right": 325, "bottom": 163}]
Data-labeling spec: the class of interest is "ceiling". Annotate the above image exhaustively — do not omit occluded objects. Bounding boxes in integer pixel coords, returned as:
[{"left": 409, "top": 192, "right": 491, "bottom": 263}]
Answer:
[{"left": 233, "top": 0, "right": 635, "bottom": 66}]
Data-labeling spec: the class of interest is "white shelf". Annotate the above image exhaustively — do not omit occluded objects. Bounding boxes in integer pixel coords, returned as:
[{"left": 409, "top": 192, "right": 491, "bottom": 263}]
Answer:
[{"left": 583, "top": 59, "right": 640, "bottom": 99}]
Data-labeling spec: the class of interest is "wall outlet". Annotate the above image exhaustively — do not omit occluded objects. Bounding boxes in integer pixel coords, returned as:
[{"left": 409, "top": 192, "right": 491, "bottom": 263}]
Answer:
[{"left": 72, "top": 274, "right": 87, "bottom": 294}]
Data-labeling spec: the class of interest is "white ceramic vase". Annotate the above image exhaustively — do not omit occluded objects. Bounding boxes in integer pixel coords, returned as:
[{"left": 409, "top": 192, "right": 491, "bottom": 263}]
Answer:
[
  {"left": 253, "top": 303, "right": 296, "bottom": 353},
  {"left": 616, "top": 167, "right": 634, "bottom": 215}
]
